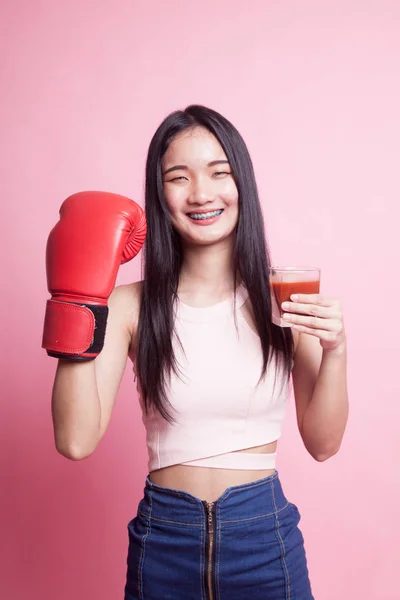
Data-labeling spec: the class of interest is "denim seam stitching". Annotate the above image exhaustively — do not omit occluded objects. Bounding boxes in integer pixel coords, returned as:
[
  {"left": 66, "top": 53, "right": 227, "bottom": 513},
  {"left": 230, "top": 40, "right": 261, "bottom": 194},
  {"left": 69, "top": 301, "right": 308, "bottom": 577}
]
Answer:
[
  {"left": 138, "top": 489, "right": 152, "bottom": 600},
  {"left": 272, "top": 479, "right": 291, "bottom": 600},
  {"left": 222, "top": 502, "right": 289, "bottom": 523},
  {"left": 146, "top": 485, "right": 198, "bottom": 502},
  {"left": 219, "top": 473, "right": 278, "bottom": 504},
  {"left": 138, "top": 511, "right": 202, "bottom": 526}
]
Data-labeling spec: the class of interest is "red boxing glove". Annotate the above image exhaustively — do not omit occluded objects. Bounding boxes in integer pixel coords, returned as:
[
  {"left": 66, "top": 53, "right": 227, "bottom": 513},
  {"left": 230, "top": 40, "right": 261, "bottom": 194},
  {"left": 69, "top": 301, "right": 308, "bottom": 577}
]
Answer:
[{"left": 42, "top": 191, "right": 146, "bottom": 360}]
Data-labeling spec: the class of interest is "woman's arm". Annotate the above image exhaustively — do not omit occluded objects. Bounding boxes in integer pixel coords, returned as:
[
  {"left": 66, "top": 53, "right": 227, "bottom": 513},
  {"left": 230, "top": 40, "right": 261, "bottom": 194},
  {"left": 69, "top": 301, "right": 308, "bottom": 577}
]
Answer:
[
  {"left": 285, "top": 294, "right": 349, "bottom": 461},
  {"left": 51, "top": 283, "right": 140, "bottom": 460}
]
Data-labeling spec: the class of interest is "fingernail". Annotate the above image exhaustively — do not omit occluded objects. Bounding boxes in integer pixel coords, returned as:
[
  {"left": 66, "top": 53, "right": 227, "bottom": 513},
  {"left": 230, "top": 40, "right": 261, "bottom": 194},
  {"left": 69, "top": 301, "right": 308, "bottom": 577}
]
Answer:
[
  {"left": 282, "top": 302, "right": 290, "bottom": 309},
  {"left": 283, "top": 313, "right": 291, "bottom": 320},
  {"left": 291, "top": 294, "right": 299, "bottom": 302}
]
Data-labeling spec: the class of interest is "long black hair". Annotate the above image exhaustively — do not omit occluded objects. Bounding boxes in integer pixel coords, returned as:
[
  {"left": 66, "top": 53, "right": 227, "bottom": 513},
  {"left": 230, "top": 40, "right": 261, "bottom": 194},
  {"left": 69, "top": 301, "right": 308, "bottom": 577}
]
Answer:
[{"left": 136, "top": 105, "right": 293, "bottom": 421}]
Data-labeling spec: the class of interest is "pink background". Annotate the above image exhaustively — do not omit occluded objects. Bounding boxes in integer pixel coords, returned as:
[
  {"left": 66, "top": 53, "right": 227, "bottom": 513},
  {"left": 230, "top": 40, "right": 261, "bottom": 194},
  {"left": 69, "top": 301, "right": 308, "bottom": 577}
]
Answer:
[{"left": 1, "top": 1, "right": 399, "bottom": 598}]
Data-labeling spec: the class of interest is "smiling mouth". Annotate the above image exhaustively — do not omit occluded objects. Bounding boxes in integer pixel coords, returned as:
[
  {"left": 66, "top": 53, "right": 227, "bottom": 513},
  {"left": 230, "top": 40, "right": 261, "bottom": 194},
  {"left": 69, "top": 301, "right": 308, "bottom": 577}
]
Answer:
[{"left": 187, "top": 209, "right": 224, "bottom": 221}]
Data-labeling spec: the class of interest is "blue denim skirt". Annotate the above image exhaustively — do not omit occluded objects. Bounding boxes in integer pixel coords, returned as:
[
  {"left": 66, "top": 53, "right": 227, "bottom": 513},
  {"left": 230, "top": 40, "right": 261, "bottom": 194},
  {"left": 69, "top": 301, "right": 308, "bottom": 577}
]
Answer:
[{"left": 124, "top": 472, "right": 314, "bottom": 599}]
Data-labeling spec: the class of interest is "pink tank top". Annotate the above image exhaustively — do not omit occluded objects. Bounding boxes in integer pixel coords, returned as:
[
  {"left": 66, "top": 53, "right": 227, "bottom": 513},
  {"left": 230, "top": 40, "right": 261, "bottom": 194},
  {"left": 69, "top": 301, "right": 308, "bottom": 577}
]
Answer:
[{"left": 136, "top": 284, "right": 292, "bottom": 472}]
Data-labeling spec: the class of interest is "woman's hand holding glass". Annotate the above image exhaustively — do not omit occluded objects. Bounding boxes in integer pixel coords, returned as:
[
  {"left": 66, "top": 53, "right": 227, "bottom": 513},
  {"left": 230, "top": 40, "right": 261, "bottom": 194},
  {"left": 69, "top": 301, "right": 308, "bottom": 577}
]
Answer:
[{"left": 282, "top": 294, "right": 345, "bottom": 352}]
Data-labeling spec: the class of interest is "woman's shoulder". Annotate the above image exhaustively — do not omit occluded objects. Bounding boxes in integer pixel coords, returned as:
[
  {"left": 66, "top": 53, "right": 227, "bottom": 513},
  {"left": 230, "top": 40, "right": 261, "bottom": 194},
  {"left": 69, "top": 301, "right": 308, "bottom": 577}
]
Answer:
[
  {"left": 109, "top": 281, "right": 144, "bottom": 350},
  {"left": 111, "top": 280, "right": 143, "bottom": 310},
  {"left": 114, "top": 279, "right": 144, "bottom": 298}
]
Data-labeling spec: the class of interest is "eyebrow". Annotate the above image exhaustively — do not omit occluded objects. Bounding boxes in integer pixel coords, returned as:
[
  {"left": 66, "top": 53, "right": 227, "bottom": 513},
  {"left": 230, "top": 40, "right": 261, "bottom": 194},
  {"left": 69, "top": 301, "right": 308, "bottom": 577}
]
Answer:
[{"left": 162, "top": 159, "right": 229, "bottom": 176}]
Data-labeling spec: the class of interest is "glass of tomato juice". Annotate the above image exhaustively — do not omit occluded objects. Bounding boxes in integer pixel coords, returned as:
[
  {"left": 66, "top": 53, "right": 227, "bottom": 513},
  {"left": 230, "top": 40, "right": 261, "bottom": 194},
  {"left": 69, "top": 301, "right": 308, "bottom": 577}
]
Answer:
[{"left": 270, "top": 266, "right": 321, "bottom": 327}]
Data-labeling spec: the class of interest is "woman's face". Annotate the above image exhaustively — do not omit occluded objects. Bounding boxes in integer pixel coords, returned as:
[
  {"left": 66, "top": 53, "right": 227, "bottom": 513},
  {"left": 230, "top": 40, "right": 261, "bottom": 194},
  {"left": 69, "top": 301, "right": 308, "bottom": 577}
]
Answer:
[{"left": 162, "top": 126, "right": 239, "bottom": 247}]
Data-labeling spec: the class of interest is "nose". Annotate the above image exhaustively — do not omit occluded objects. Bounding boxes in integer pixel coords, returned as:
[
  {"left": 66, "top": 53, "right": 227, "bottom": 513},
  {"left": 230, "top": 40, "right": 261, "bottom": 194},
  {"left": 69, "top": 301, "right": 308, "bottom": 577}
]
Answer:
[{"left": 187, "top": 176, "right": 215, "bottom": 206}]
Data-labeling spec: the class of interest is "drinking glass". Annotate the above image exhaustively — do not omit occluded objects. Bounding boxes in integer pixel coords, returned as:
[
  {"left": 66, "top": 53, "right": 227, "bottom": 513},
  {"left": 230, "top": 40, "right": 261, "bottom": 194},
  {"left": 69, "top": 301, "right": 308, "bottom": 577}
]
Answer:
[{"left": 270, "top": 266, "right": 321, "bottom": 327}]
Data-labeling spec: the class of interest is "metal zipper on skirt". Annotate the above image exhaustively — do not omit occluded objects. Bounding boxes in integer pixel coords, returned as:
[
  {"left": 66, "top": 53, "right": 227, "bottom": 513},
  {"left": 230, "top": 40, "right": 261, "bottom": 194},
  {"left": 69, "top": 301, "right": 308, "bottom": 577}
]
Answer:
[{"left": 203, "top": 501, "right": 216, "bottom": 600}]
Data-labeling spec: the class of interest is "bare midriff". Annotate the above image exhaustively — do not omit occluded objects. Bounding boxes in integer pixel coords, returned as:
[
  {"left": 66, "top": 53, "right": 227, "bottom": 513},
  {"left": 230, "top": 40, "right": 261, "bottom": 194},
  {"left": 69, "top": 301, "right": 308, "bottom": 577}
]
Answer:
[{"left": 149, "top": 440, "right": 278, "bottom": 502}]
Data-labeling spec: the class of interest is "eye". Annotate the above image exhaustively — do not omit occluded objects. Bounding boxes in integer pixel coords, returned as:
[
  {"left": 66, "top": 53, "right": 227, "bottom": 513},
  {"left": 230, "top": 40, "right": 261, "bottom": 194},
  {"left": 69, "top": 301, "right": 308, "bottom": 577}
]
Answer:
[
  {"left": 168, "top": 176, "right": 188, "bottom": 182},
  {"left": 213, "top": 171, "right": 231, "bottom": 178}
]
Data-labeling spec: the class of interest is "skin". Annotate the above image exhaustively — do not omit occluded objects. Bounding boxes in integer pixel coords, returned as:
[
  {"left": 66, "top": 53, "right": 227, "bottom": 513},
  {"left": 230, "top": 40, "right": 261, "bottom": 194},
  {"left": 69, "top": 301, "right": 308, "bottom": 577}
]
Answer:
[{"left": 52, "top": 126, "right": 349, "bottom": 504}]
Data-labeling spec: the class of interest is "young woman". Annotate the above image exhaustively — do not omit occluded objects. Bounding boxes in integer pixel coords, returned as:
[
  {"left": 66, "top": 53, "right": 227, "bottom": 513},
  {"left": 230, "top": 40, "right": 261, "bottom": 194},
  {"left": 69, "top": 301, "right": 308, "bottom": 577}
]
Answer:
[{"left": 43, "top": 105, "right": 348, "bottom": 599}]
